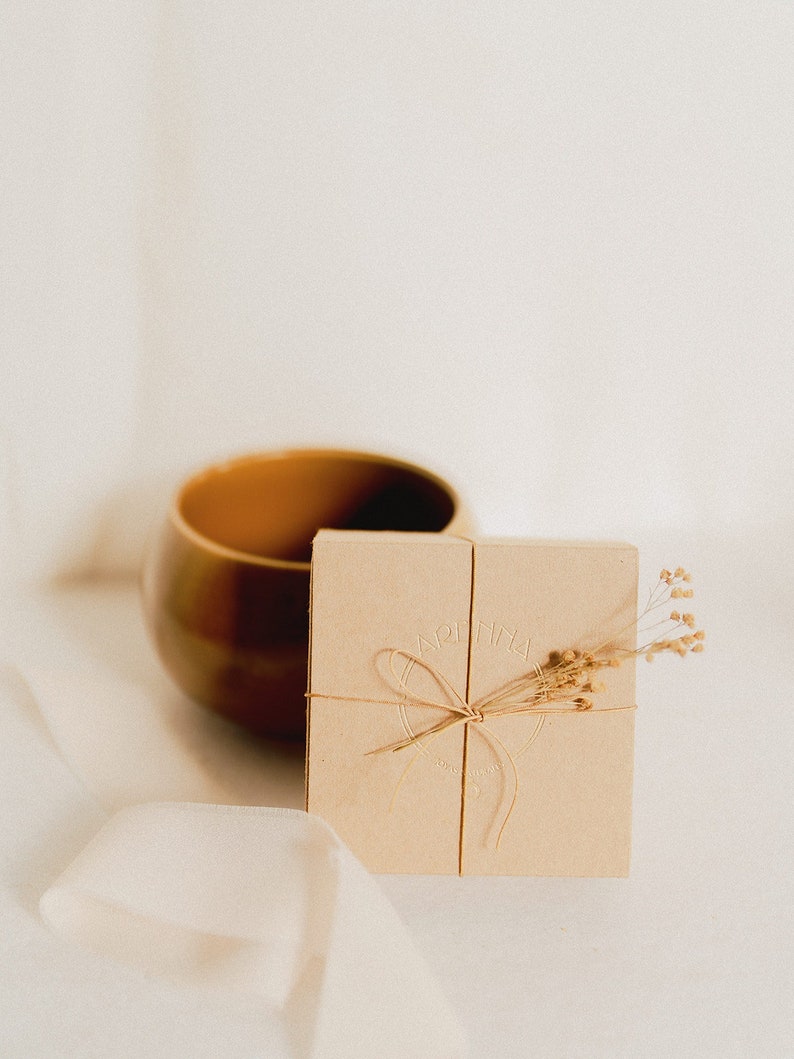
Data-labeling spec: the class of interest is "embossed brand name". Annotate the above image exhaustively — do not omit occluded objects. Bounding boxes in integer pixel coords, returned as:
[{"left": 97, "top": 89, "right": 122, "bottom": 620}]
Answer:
[
  {"left": 433, "top": 758, "right": 504, "bottom": 778},
  {"left": 413, "top": 620, "right": 531, "bottom": 661}
]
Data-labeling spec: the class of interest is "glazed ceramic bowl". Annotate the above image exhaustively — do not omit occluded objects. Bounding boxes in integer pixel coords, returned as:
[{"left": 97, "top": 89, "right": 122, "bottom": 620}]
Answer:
[{"left": 141, "top": 449, "right": 469, "bottom": 739}]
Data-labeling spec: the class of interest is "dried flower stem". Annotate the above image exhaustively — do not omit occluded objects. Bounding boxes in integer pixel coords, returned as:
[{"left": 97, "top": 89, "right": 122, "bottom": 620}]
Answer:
[{"left": 476, "top": 567, "right": 704, "bottom": 718}]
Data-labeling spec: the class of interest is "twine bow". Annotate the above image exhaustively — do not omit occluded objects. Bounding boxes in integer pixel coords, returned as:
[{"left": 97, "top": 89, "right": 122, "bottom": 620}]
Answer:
[
  {"left": 309, "top": 648, "right": 634, "bottom": 868},
  {"left": 366, "top": 648, "right": 625, "bottom": 855}
]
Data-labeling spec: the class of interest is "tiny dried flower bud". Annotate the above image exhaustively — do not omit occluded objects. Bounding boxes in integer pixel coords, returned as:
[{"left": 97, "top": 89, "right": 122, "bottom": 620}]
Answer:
[
  {"left": 683, "top": 613, "right": 695, "bottom": 628},
  {"left": 671, "top": 588, "right": 683, "bottom": 598},
  {"left": 691, "top": 643, "right": 704, "bottom": 652},
  {"left": 674, "top": 567, "right": 685, "bottom": 577},
  {"left": 575, "top": 697, "right": 593, "bottom": 710},
  {"left": 660, "top": 569, "right": 672, "bottom": 580},
  {"left": 683, "top": 573, "right": 692, "bottom": 582},
  {"left": 562, "top": 650, "right": 576, "bottom": 664},
  {"left": 645, "top": 653, "right": 655, "bottom": 663},
  {"left": 682, "top": 635, "right": 695, "bottom": 645},
  {"left": 670, "top": 610, "right": 680, "bottom": 621},
  {"left": 683, "top": 589, "right": 694, "bottom": 598},
  {"left": 677, "top": 647, "right": 687, "bottom": 657},
  {"left": 694, "top": 630, "right": 705, "bottom": 640}
]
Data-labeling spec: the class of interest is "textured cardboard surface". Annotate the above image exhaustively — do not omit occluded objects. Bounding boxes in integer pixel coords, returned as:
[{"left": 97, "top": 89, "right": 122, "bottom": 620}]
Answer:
[{"left": 307, "top": 532, "right": 638, "bottom": 876}]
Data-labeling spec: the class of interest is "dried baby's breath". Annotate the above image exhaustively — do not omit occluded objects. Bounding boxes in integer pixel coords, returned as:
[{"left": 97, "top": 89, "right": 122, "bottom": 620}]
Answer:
[{"left": 479, "top": 567, "right": 703, "bottom": 718}]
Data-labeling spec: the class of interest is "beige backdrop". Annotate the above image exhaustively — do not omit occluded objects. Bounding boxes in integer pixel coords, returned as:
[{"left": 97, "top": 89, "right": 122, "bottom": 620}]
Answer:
[{"left": 3, "top": 1, "right": 792, "bottom": 583}]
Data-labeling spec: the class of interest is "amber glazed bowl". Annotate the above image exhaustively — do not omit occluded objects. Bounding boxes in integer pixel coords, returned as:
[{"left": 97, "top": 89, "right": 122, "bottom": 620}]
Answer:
[{"left": 141, "top": 449, "right": 468, "bottom": 739}]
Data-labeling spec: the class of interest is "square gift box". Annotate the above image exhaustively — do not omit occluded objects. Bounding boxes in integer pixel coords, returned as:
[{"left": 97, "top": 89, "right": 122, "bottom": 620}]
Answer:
[{"left": 306, "top": 532, "right": 638, "bottom": 876}]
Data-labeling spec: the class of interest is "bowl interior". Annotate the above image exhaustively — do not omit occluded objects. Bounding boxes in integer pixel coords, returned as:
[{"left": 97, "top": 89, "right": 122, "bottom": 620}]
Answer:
[{"left": 178, "top": 452, "right": 457, "bottom": 564}]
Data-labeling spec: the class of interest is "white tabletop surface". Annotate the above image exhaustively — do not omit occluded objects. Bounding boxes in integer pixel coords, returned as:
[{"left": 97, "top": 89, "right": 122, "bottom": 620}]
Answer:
[{"left": 2, "top": 526, "right": 790, "bottom": 1058}]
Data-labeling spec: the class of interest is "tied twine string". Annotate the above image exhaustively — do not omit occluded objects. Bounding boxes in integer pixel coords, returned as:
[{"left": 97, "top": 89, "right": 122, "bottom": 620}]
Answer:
[
  {"left": 308, "top": 538, "right": 636, "bottom": 873},
  {"left": 310, "top": 649, "right": 636, "bottom": 863}
]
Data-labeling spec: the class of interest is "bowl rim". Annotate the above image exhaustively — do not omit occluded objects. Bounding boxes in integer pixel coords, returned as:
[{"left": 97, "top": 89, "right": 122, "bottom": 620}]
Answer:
[{"left": 169, "top": 447, "right": 463, "bottom": 570}]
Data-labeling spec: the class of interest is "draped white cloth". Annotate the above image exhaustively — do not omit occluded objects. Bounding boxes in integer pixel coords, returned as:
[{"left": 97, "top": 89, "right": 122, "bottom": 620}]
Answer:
[
  {"left": 28, "top": 670, "right": 466, "bottom": 1058},
  {"left": 40, "top": 803, "right": 466, "bottom": 1059}
]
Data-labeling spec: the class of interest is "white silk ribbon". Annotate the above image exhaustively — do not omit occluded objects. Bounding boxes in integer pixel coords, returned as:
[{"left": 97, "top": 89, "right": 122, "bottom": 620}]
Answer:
[{"left": 26, "top": 671, "right": 466, "bottom": 1058}]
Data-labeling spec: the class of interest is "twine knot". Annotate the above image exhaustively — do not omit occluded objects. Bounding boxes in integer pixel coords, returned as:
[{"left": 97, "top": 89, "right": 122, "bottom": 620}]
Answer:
[{"left": 307, "top": 645, "right": 636, "bottom": 865}]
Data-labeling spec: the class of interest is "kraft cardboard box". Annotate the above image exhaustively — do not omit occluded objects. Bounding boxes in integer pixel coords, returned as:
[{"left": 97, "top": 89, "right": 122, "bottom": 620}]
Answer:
[{"left": 306, "top": 532, "right": 638, "bottom": 876}]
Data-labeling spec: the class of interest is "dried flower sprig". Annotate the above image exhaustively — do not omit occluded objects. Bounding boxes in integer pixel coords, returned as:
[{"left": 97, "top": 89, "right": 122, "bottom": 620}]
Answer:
[
  {"left": 363, "top": 567, "right": 703, "bottom": 849},
  {"left": 633, "top": 567, "right": 705, "bottom": 662},
  {"left": 476, "top": 567, "right": 704, "bottom": 718}
]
